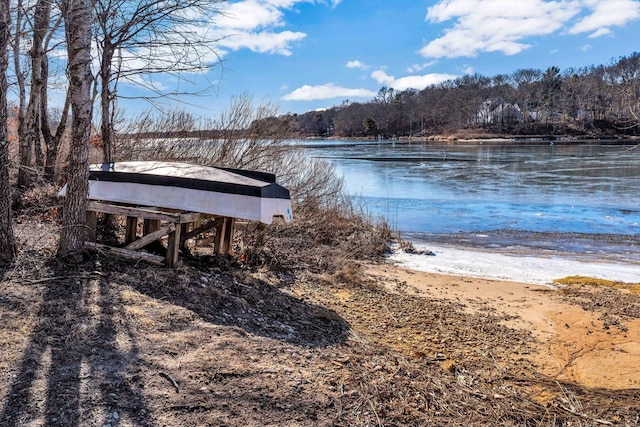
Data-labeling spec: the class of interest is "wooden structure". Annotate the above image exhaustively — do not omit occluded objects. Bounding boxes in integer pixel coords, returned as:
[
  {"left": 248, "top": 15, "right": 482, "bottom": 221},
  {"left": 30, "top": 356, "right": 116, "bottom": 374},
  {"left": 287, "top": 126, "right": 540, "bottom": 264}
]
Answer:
[{"left": 59, "top": 161, "right": 293, "bottom": 267}]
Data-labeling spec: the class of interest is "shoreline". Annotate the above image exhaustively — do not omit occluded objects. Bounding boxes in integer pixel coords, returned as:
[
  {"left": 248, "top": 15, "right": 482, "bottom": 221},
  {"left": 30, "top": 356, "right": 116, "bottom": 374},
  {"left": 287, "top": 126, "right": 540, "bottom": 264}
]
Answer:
[
  {"left": 388, "top": 238, "right": 640, "bottom": 285},
  {"left": 367, "top": 263, "right": 640, "bottom": 390}
]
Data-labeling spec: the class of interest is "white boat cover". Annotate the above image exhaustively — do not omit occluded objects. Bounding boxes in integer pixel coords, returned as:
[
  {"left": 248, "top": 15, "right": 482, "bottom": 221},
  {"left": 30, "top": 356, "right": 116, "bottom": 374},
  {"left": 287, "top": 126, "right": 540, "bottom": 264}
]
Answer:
[{"left": 58, "top": 161, "right": 293, "bottom": 224}]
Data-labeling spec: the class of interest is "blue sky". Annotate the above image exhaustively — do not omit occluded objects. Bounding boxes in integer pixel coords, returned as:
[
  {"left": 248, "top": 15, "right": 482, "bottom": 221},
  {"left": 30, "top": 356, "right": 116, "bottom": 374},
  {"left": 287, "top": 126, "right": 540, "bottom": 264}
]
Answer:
[{"left": 120, "top": 0, "right": 640, "bottom": 117}]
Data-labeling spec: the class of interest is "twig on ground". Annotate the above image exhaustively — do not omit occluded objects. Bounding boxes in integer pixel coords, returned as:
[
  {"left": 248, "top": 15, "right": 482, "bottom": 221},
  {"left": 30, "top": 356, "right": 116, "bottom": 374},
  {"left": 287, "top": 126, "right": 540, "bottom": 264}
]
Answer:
[{"left": 159, "top": 372, "right": 180, "bottom": 393}]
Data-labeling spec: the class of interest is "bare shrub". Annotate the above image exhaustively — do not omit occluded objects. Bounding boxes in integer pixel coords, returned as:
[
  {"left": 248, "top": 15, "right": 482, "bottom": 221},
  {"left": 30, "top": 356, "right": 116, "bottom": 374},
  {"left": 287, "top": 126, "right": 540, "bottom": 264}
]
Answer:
[
  {"left": 115, "top": 94, "right": 348, "bottom": 212},
  {"left": 114, "top": 95, "right": 394, "bottom": 270}
]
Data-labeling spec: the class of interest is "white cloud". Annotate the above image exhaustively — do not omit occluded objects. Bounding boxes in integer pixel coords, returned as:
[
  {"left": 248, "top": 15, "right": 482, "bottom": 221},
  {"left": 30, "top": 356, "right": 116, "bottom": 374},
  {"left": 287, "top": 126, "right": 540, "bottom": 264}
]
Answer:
[
  {"left": 420, "top": 0, "right": 582, "bottom": 58},
  {"left": 587, "top": 27, "right": 612, "bottom": 38},
  {"left": 569, "top": 0, "right": 640, "bottom": 36},
  {"left": 461, "top": 65, "right": 474, "bottom": 75},
  {"left": 581, "top": 43, "right": 592, "bottom": 51},
  {"left": 219, "top": 30, "right": 306, "bottom": 56},
  {"left": 371, "top": 70, "right": 457, "bottom": 91},
  {"left": 216, "top": 1, "right": 287, "bottom": 30},
  {"left": 213, "top": 0, "right": 338, "bottom": 56},
  {"left": 407, "top": 60, "right": 438, "bottom": 73},
  {"left": 282, "top": 83, "right": 377, "bottom": 101},
  {"left": 346, "top": 60, "right": 370, "bottom": 69}
]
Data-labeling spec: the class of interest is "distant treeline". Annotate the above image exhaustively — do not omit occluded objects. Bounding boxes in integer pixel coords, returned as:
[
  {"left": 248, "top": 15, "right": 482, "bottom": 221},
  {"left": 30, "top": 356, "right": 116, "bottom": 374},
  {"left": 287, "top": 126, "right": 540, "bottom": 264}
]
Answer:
[{"left": 267, "top": 53, "right": 640, "bottom": 139}]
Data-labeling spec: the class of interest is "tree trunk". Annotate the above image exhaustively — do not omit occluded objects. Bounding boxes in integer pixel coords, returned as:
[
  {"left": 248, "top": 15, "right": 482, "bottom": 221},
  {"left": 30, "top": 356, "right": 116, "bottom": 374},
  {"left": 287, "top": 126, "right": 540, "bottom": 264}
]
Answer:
[
  {"left": 19, "top": 0, "right": 51, "bottom": 187},
  {"left": 42, "top": 61, "right": 71, "bottom": 182},
  {"left": 100, "top": 45, "right": 114, "bottom": 162},
  {"left": 12, "top": 0, "right": 27, "bottom": 184},
  {"left": 0, "top": 0, "right": 16, "bottom": 262},
  {"left": 58, "top": 0, "right": 94, "bottom": 258}
]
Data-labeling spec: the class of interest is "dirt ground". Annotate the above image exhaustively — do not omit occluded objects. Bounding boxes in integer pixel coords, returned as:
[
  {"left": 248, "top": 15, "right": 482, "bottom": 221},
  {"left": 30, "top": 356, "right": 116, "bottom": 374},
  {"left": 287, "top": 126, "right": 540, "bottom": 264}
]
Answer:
[
  {"left": 1, "top": 220, "right": 640, "bottom": 426},
  {"left": 368, "top": 265, "right": 640, "bottom": 391}
]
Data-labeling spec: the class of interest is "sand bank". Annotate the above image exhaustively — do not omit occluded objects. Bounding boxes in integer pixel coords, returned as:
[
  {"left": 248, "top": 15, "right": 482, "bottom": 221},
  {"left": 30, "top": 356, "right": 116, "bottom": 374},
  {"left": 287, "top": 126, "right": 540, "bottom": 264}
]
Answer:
[{"left": 369, "top": 263, "right": 640, "bottom": 390}]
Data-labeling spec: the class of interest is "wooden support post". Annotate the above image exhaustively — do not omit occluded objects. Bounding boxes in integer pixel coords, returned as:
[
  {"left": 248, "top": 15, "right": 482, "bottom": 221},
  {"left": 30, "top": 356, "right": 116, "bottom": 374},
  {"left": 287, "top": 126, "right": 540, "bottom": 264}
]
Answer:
[
  {"left": 214, "top": 217, "right": 227, "bottom": 254},
  {"left": 85, "top": 210, "right": 97, "bottom": 241},
  {"left": 180, "top": 223, "right": 190, "bottom": 250},
  {"left": 143, "top": 219, "right": 160, "bottom": 235},
  {"left": 125, "top": 216, "right": 138, "bottom": 244},
  {"left": 221, "top": 218, "right": 235, "bottom": 254},
  {"left": 213, "top": 217, "right": 235, "bottom": 254},
  {"left": 166, "top": 223, "right": 181, "bottom": 267},
  {"left": 181, "top": 218, "right": 223, "bottom": 243}
]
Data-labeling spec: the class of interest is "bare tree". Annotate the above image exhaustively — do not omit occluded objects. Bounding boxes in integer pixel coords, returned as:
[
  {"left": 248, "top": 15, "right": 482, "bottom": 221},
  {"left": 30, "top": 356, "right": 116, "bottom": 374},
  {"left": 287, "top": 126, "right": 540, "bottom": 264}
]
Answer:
[
  {"left": 11, "top": 0, "right": 68, "bottom": 186},
  {"left": 12, "top": 0, "right": 32, "bottom": 187},
  {"left": 0, "top": 0, "right": 16, "bottom": 262},
  {"left": 37, "top": 3, "right": 68, "bottom": 182},
  {"left": 18, "top": 0, "right": 52, "bottom": 187},
  {"left": 94, "top": 0, "right": 223, "bottom": 162},
  {"left": 41, "top": 88, "right": 71, "bottom": 181},
  {"left": 57, "top": 0, "right": 94, "bottom": 258}
]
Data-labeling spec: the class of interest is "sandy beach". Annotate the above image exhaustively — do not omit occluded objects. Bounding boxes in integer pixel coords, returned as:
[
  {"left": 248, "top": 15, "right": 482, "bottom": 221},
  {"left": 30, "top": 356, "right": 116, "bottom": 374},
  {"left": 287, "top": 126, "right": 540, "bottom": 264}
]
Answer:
[{"left": 368, "top": 262, "right": 640, "bottom": 390}]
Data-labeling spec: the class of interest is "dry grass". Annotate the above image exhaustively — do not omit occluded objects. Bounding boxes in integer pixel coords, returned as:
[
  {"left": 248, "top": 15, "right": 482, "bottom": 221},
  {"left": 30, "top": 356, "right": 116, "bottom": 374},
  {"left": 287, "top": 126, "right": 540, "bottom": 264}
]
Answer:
[
  {"left": 2, "top": 213, "right": 640, "bottom": 426},
  {"left": 554, "top": 275, "right": 640, "bottom": 294},
  {"left": 553, "top": 276, "right": 640, "bottom": 333}
]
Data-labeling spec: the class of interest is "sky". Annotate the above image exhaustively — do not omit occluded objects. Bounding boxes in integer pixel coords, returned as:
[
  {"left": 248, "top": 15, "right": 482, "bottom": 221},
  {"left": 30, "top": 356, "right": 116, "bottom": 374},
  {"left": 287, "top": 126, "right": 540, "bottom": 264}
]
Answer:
[{"left": 119, "top": 0, "right": 640, "bottom": 117}]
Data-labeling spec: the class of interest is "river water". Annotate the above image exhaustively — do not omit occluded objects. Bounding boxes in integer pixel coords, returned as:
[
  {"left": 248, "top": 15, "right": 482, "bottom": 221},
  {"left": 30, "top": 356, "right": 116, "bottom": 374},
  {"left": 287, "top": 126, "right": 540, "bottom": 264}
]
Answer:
[{"left": 301, "top": 139, "right": 640, "bottom": 282}]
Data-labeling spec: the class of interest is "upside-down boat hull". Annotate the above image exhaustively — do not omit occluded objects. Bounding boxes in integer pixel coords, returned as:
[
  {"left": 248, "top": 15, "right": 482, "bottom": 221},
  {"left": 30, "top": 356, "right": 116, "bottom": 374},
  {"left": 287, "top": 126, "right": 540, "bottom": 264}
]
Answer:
[{"left": 58, "top": 161, "right": 293, "bottom": 224}]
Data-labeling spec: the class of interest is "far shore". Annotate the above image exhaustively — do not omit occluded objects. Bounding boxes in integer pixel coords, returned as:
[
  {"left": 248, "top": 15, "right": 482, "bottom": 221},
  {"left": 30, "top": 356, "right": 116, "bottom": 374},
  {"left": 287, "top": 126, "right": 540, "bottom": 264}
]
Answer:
[{"left": 299, "top": 133, "right": 640, "bottom": 144}]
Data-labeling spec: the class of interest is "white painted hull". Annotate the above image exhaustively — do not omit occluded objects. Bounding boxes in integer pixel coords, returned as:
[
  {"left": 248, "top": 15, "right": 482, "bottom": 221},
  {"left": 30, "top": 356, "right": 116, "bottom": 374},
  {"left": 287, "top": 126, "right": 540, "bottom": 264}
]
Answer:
[{"left": 58, "top": 161, "right": 293, "bottom": 224}]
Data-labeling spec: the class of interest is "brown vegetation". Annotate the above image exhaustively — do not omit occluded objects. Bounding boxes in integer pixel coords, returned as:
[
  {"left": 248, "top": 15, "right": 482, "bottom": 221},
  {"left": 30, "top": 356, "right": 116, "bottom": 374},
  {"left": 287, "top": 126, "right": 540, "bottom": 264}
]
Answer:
[
  {"left": 289, "top": 54, "right": 640, "bottom": 140},
  {"left": 2, "top": 186, "right": 640, "bottom": 426}
]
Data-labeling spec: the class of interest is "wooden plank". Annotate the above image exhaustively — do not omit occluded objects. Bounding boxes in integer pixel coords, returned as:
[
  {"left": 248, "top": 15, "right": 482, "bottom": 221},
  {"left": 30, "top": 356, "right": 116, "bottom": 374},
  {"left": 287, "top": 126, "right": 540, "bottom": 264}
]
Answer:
[
  {"left": 88, "top": 201, "right": 182, "bottom": 222},
  {"left": 88, "top": 201, "right": 212, "bottom": 224},
  {"left": 221, "top": 218, "right": 235, "bottom": 254},
  {"left": 125, "top": 223, "right": 175, "bottom": 251},
  {"left": 143, "top": 219, "right": 160, "bottom": 235},
  {"left": 214, "top": 217, "right": 227, "bottom": 254},
  {"left": 178, "top": 212, "right": 204, "bottom": 223},
  {"left": 166, "top": 223, "right": 182, "bottom": 267},
  {"left": 180, "top": 223, "right": 190, "bottom": 250},
  {"left": 125, "top": 216, "right": 138, "bottom": 244},
  {"left": 181, "top": 218, "right": 224, "bottom": 242},
  {"left": 85, "top": 242, "right": 165, "bottom": 265}
]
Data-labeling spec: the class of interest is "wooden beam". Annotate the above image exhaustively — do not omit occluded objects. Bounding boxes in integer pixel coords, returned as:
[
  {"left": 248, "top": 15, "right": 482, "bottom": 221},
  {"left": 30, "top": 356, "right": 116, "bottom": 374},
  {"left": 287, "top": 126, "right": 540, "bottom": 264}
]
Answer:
[
  {"left": 180, "top": 223, "right": 190, "bottom": 250},
  {"left": 88, "top": 201, "right": 181, "bottom": 222},
  {"left": 143, "top": 219, "right": 160, "bottom": 235},
  {"left": 178, "top": 212, "right": 206, "bottom": 223},
  {"left": 213, "top": 217, "right": 235, "bottom": 254},
  {"left": 214, "top": 217, "right": 227, "bottom": 254},
  {"left": 221, "top": 218, "right": 235, "bottom": 254},
  {"left": 125, "top": 216, "right": 138, "bottom": 244},
  {"left": 166, "top": 223, "right": 182, "bottom": 267},
  {"left": 125, "top": 223, "right": 175, "bottom": 251},
  {"left": 88, "top": 201, "right": 208, "bottom": 224},
  {"left": 85, "top": 242, "right": 165, "bottom": 265},
  {"left": 181, "top": 218, "right": 224, "bottom": 242}
]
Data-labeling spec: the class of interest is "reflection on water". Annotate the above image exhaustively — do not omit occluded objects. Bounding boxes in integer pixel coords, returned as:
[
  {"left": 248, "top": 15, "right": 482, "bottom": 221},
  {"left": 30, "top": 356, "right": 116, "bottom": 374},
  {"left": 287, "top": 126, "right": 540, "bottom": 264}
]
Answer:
[{"left": 304, "top": 140, "right": 640, "bottom": 257}]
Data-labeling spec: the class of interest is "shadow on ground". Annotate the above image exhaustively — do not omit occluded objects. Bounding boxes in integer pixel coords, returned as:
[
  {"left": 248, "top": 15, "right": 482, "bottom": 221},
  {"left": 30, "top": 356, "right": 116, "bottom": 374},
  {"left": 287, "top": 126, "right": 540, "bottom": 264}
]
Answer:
[
  {"left": 0, "top": 263, "right": 154, "bottom": 426},
  {"left": 0, "top": 254, "right": 350, "bottom": 426}
]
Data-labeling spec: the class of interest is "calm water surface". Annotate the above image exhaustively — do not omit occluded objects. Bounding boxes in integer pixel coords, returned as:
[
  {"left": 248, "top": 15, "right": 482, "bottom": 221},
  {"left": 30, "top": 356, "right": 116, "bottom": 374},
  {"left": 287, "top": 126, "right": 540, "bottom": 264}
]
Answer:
[{"left": 302, "top": 139, "right": 640, "bottom": 261}]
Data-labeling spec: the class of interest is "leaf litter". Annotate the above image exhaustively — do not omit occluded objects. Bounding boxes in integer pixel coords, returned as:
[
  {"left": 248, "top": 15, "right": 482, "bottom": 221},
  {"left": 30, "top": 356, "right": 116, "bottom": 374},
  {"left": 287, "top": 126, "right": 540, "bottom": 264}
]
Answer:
[{"left": 1, "top": 215, "right": 639, "bottom": 426}]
